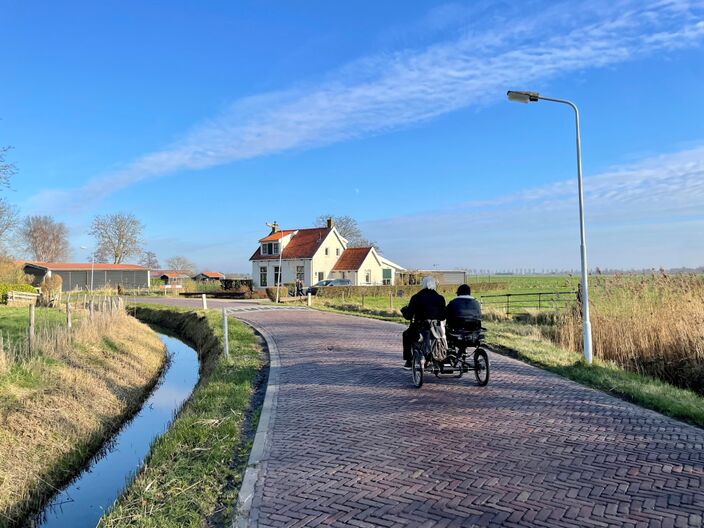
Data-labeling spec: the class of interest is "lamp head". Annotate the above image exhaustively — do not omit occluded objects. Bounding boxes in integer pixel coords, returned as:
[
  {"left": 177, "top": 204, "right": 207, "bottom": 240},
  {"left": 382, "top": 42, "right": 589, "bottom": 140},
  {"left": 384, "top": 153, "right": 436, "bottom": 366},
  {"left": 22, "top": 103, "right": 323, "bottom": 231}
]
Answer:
[{"left": 507, "top": 90, "right": 540, "bottom": 103}]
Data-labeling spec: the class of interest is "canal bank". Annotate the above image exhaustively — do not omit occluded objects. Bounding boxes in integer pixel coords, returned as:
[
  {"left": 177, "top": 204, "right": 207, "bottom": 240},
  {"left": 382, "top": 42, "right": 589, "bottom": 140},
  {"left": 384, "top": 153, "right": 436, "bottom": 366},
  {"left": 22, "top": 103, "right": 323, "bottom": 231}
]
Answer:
[
  {"left": 0, "top": 310, "right": 165, "bottom": 527},
  {"left": 36, "top": 332, "right": 200, "bottom": 527},
  {"left": 100, "top": 304, "right": 263, "bottom": 527}
]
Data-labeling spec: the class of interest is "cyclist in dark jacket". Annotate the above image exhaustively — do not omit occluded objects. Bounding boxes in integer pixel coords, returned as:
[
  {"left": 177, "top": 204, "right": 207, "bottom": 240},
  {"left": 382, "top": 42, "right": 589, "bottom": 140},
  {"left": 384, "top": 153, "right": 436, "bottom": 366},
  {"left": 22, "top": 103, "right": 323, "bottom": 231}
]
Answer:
[
  {"left": 446, "top": 284, "right": 482, "bottom": 330},
  {"left": 400, "top": 276, "right": 446, "bottom": 369}
]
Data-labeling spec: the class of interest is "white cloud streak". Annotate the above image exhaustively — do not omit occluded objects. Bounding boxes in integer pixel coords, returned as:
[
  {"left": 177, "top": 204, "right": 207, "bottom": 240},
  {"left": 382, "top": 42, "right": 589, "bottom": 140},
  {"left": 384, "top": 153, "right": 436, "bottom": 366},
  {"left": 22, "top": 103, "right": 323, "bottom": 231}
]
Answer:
[
  {"left": 365, "top": 144, "right": 704, "bottom": 270},
  {"left": 28, "top": 0, "right": 704, "bottom": 212}
]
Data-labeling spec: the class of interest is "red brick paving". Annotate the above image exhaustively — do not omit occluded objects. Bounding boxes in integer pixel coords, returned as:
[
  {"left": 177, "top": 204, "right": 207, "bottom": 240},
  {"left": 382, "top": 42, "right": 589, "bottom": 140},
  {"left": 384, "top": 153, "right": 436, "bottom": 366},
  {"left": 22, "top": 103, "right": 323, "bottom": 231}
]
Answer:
[{"left": 234, "top": 309, "right": 703, "bottom": 528}]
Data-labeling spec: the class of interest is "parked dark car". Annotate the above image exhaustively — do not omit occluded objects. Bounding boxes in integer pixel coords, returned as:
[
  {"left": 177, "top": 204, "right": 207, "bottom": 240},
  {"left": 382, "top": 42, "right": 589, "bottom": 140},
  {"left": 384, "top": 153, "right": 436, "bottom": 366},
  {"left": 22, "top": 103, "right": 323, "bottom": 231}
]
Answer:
[{"left": 307, "top": 278, "right": 351, "bottom": 295}]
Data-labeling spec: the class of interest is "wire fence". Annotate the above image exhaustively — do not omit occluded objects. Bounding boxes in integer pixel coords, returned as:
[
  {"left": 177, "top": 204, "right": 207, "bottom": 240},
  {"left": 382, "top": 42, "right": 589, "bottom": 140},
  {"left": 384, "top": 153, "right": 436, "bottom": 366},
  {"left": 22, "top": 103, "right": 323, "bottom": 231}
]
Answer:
[{"left": 478, "top": 291, "right": 578, "bottom": 315}]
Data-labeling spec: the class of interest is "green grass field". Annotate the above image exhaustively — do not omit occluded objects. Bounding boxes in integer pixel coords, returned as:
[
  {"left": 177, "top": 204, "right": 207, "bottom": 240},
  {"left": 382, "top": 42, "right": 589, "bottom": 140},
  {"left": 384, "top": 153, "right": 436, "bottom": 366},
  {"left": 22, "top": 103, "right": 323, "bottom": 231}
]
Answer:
[{"left": 0, "top": 306, "right": 68, "bottom": 344}]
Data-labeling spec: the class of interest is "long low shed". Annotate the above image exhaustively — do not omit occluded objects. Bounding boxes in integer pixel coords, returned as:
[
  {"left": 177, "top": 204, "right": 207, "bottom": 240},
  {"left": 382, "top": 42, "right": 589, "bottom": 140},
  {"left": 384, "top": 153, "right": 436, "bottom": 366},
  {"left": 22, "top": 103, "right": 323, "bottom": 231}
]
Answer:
[{"left": 23, "top": 262, "right": 150, "bottom": 291}]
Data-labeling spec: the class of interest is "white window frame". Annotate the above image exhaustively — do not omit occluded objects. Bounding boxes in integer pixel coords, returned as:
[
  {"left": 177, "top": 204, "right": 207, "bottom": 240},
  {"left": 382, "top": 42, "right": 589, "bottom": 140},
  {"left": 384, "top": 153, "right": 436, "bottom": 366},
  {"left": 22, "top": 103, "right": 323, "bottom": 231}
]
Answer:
[
  {"left": 325, "top": 247, "right": 329, "bottom": 256},
  {"left": 260, "top": 266, "right": 268, "bottom": 287},
  {"left": 336, "top": 248, "right": 340, "bottom": 256},
  {"left": 296, "top": 266, "right": 304, "bottom": 282},
  {"left": 318, "top": 271, "right": 324, "bottom": 282},
  {"left": 274, "top": 266, "right": 281, "bottom": 285},
  {"left": 365, "top": 270, "right": 372, "bottom": 284}
]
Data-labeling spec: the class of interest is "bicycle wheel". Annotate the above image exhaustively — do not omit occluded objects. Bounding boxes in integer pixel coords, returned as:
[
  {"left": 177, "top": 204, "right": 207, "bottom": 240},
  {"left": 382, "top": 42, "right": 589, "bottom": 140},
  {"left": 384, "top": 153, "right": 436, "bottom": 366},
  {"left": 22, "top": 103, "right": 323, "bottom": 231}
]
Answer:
[
  {"left": 412, "top": 349, "right": 424, "bottom": 388},
  {"left": 474, "top": 348, "right": 490, "bottom": 386}
]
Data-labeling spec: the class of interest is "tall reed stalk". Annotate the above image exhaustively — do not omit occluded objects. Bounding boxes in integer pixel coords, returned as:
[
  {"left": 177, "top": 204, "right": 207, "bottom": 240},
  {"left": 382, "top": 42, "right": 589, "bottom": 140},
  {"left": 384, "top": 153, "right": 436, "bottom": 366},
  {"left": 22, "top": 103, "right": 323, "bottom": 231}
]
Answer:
[{"left": 553, "top": 273, "right": 704, "bottom": 393}]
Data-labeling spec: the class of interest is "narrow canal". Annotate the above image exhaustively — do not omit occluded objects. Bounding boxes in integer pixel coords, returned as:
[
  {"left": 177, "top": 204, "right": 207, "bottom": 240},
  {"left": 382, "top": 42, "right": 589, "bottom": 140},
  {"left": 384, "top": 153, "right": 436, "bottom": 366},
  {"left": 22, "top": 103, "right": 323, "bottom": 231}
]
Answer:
[{"left": 34, "top": 333, "right": 199, "bottom": 527}]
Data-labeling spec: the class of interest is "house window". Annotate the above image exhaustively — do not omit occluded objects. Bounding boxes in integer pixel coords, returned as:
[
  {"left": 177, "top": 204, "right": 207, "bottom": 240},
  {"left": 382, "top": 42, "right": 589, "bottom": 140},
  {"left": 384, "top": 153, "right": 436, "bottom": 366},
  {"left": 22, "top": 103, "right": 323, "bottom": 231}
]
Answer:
[
  {"left": 260, "top": 266, "right": 267, "bottom": 287},
  {"left": 317, "top": 272, "right": 324, "bottom": 282},
  {"left": 261, "top": 242, "right": 279, "bottom": 255},
  {"left": 274, "top": 266, "right": 281, "bottom": 285},
  {"left": 336, "top": 248, "right": 340, "bottom": 256},
  {"left": 341, "top": 271, "right": 346, "bottom": 279},
  {"left": 383, "top": 268, "right": 392, "bottom": 286},
  {"left": 296, "top": 266, "right": 304, "bottom": 282},
  {"left": 365, "top": 270, "right": 372, "bottom": 284},
  {"left": 325, "top": 247, "right": 329, "bottom": 256}
]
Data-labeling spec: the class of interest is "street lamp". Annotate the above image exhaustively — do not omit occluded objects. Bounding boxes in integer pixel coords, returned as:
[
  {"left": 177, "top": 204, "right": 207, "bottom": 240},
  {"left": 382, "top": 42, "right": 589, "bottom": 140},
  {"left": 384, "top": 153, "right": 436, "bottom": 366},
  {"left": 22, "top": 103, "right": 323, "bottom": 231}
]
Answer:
[
  {"left": 266, "top": 221, "right": 284, "bottom": 303},
  {"left": 506, "top": 90, "right": 594, "bottom": 364},
  {"left": 80, "top": 245, "right": 95, "bottom": 292}
]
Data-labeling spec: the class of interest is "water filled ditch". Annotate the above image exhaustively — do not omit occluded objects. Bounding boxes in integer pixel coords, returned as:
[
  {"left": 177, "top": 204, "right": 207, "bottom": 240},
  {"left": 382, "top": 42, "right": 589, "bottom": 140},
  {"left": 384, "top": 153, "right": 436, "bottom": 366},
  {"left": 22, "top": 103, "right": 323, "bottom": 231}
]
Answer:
[{"left": 35, "top": 332, "right": 199, "bottom": 527}]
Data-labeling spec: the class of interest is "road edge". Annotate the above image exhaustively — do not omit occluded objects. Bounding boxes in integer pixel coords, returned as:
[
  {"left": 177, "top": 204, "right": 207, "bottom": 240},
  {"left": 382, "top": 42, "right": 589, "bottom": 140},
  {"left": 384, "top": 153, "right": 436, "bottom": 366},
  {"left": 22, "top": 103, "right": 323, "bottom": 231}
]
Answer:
[{"left": 231, "top": 316, "right": 280, "bottom": 528}]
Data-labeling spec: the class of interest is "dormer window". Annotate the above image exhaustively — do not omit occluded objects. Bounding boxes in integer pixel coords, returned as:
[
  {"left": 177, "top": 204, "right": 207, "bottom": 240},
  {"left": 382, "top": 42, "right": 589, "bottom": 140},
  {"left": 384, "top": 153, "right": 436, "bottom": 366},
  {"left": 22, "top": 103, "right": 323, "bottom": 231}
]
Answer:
[{"left": 261, "top": 242, "right": 279, "bottom": 255}]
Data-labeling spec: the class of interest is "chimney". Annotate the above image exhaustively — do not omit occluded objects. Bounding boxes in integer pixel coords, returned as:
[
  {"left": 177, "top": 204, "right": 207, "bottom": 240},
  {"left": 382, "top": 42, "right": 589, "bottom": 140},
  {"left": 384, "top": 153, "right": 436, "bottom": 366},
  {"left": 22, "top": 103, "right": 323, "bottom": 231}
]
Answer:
[
  {"left": 326, "top": 217, "right": 334, "bottom": 229},
  {"left": 266, "top": 221, "right": 280, "bottom": 234}
]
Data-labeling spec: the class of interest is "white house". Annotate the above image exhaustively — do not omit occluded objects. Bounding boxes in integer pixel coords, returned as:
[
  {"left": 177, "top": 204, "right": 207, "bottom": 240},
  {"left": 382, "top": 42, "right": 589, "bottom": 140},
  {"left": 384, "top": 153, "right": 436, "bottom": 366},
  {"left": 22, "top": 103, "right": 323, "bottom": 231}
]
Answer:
[{"left": 250, "top": 219, "right": 405, "bottom": 288}]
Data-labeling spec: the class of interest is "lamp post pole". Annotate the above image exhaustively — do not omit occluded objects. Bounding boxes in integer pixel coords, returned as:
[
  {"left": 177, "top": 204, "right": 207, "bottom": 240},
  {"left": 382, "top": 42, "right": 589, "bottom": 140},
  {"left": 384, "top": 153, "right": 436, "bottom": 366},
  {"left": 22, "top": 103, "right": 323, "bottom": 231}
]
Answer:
[
  {"left": 506, "top": 90, "right": 593, "bottom": 364},
  {"left": 276, "top": 242, "right": 283, "bottom": 303}
]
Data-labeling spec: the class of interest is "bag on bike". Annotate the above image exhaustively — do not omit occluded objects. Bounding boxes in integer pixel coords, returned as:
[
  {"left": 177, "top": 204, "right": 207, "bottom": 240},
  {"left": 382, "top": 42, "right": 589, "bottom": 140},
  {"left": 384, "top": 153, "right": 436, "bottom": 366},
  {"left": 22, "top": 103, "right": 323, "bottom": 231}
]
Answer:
[{"left": 426, "top": 321, "right": 448, "bottom": 362}]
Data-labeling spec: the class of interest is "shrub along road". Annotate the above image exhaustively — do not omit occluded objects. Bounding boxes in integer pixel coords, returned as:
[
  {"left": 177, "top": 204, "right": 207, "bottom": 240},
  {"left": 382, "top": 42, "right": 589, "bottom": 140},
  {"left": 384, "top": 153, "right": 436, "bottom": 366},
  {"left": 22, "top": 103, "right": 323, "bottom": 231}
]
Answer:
[{"left": 231, "top": 308, "right": 703, "bottom": 528}]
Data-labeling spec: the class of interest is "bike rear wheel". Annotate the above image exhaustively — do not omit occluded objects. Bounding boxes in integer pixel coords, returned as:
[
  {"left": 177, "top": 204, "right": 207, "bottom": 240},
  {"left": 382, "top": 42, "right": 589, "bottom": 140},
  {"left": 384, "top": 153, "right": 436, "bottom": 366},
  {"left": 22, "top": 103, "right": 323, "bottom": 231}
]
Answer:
[
  {"left": 412, "top": 350, "right": 424, "bottom": 388},
  {"left": 474, "top": 348, "right": 490, "bottom": 386}
]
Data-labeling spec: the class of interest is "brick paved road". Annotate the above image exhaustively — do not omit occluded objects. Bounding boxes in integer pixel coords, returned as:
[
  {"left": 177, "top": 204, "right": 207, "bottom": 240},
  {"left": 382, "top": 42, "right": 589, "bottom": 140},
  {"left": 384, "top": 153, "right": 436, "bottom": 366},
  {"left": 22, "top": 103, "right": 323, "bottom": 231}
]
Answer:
[{"left": 234, "top": 309, "right": 703, "bottom": 528}]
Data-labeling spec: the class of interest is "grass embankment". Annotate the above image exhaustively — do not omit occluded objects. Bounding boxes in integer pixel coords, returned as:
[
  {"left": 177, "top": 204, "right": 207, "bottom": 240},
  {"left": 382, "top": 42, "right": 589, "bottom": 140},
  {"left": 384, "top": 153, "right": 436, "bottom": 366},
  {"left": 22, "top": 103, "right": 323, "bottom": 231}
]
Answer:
[
  {"left": 100, "top": 304, "right": 261, "bottom": 527},
  {"left": 0, "top": 306, "right": 165, "bottom": 526},
  {"left": 312, "top": 299, "right": 704, "bottom": 428}
]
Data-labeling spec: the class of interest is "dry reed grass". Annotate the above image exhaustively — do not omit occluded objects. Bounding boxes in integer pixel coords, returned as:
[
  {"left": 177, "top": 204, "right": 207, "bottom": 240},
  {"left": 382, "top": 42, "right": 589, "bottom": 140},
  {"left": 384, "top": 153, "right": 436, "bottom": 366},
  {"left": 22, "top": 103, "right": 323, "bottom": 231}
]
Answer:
[
  {"left": 553, "top": 273, "right": 704, "bottom": 393},
  {"left": 0, "top": 307, "right": 165, "bottom": 526}
]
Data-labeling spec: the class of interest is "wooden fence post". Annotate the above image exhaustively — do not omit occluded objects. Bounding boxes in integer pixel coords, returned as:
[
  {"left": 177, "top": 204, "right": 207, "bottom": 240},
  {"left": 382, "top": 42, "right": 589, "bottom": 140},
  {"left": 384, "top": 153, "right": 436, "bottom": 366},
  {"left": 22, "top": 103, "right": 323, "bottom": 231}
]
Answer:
[
  {"left": 307, "top": 293, "right": 312, "bottom": 307},
  {"left": 222, "top": 308, "right": 229, "bottom": 358},
  {"left": 89, "top": 299, "right": 94, "bottom": 320},
  {"left": 28, "top": 304, "right": 36, "bottom": 353},
  {"left": 66, "top": 302, "right": 72, "bottom": 329}
]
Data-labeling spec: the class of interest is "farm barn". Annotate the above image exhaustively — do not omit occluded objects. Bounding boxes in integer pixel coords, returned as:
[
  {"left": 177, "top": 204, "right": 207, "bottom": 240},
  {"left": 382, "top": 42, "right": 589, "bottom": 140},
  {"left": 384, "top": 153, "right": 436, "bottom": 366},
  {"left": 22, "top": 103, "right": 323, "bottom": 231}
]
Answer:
[{"left": 23, "top": 262, "right": 150, "bottom": 291}]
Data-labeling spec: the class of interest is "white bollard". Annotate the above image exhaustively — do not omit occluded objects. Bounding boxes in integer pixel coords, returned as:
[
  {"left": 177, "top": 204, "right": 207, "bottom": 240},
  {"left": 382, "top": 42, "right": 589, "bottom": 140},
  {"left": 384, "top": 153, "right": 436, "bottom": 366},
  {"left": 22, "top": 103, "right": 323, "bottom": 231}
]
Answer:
[
  {"left": 222, "top": 308, "right": 229, "bottom": 358},
  {"left": 202, "top": 294, "right": 208, "bottom": 310},
  {"left": 307, "top": 292, "right": 312, "bottom": 307}
]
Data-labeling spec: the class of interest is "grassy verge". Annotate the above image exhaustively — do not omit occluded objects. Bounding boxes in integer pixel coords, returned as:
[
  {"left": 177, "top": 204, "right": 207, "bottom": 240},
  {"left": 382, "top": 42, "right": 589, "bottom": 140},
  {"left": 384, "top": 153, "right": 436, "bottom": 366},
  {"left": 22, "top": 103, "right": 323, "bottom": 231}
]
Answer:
[
  {"left": 0, "top": 307, "right": 165, "bottom": 526},
  {"left": 486, "top": 320, "right": 704, "bottom": 427},
  {"left": 311, "top": 303, "right": 704, "bottom": 428},
  {"left": 100, "top": 304, "right": 261, "bottom": 527}
]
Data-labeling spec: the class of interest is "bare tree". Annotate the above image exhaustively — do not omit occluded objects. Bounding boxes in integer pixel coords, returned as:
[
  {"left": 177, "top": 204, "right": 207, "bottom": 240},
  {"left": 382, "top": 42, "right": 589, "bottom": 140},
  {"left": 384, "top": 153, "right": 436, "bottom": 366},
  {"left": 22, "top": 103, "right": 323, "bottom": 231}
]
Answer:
[
  {"left": 0, "top": 146, "right": 17, "bottom": 189},
  {"left": 314, "top": 214, "right": 379, "bottom": 250},
  {"left": 20, "top": 215, "right": 70, "bottom": 262},
  {"left": 166, "top": 256, "right": 196, "bottom": 275},
  {"left": 90, "top": 212, "right": 144, "bottom": 264},
  {"left": 0, "top": 198, "right": 19, "bottom": 251},
  {"left": 139, "top": 251, "right": 160, "bottom": 269}
]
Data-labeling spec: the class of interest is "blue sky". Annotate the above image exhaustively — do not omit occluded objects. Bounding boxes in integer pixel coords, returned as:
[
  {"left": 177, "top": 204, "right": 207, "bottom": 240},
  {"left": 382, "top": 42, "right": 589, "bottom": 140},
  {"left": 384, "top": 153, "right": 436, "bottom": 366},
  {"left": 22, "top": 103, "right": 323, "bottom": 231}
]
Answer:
[{"left": 2, "top": 0, "right": 703, "bottom": 272}]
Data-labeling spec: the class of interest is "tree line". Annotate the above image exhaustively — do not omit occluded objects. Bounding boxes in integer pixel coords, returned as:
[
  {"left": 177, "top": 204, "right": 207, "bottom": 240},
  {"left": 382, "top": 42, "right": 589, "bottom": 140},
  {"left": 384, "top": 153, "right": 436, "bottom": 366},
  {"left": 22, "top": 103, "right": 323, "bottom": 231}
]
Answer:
[{"left": 0, "top": 147, "right": 196, "bottom": 273}]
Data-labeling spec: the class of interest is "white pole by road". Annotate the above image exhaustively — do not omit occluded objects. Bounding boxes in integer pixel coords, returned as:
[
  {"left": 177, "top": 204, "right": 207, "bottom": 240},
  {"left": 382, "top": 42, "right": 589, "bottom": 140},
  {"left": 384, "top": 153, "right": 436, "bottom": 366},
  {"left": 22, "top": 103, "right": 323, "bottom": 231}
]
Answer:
[
  {"left": 202, "top": 293, "right": 208, "bottom": 310},
  {"left": 507, "top": 90, "right": 593, "bottom": 364},
  {"left": 222, "top": 308, "right": 229, "bottom": 358},
  {"left": 275, "top": 241, "right": 283, "bottom": 303}
]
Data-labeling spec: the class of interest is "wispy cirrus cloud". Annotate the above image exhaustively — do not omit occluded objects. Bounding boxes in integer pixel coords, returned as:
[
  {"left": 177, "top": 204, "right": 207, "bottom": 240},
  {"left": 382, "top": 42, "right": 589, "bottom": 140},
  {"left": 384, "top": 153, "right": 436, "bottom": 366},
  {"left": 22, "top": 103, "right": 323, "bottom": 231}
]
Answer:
[
  {"left": 28, "top": 0, "right": 704, "bottom": 213},
  {"left": 365, "top": 143, "right": 704, "bottom": 270}
]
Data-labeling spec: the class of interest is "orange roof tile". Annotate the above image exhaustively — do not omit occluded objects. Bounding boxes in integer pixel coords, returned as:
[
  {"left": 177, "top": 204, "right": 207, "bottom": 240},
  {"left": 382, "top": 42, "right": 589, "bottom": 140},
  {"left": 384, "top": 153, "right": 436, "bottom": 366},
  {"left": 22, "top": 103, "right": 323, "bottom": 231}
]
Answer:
[
  {"left": 24, "top": 262, "right": 147, "bottom": 271},
  {"left": 259, "top": 230, "right": 297, "bottom": 242},
  {"left": 332, "top": 247, "right": 374, "bottom": 271},
  {"left": 251, "top": 228, "right": 332, "bottom": 260}
]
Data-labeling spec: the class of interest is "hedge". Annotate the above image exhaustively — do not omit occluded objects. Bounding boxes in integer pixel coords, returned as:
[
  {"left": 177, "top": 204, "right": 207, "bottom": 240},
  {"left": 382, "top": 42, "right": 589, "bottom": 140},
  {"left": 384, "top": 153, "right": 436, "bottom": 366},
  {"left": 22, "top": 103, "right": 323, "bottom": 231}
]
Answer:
[
  {"left": 314, "top": 281, "right": 509, "bottom": 299},
  {"left": 0, "top": 283, "right": 37, "bottom": 303}
]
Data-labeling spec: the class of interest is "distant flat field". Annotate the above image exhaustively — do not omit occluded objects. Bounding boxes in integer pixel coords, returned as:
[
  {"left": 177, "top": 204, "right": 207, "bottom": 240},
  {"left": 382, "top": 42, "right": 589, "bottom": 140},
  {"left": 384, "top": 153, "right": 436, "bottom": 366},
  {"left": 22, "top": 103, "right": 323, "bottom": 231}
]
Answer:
[{"left": 467, "top": 274, "right": 579, "bottom": 295}]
